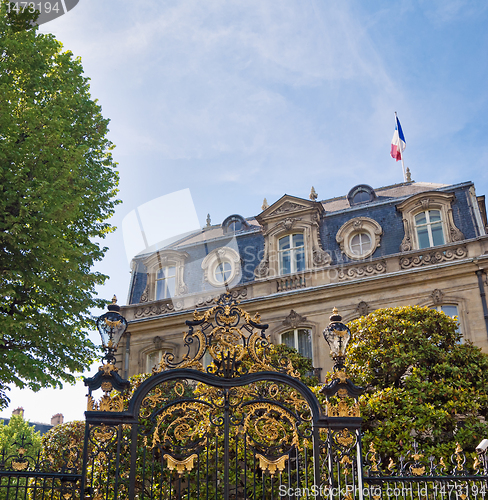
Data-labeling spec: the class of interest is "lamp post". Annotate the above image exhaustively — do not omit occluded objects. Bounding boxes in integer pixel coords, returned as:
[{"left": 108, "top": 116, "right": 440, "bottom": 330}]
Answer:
[
  {"left": 322, "top": 307, "right": 351, "bottom": 371},
  {"left": 96, "top": 295, "right": 128, "bottom": 365},
  {"left": 84, "top": 296, "right": 130, "bottom": 411}
]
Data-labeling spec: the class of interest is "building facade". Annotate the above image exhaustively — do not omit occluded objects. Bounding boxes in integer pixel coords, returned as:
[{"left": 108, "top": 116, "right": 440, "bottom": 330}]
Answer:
[{"left": 119, "top": 180, "right": 488, "bottom": 380}]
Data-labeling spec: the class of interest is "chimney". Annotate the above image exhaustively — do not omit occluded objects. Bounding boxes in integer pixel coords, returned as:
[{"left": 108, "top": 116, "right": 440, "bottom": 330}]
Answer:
[
  {"left": 12, "top": 407, "right": 24, "bottom": 417},
  {"left": 51, "top": 413, "right": 64, "bottom": 427}
]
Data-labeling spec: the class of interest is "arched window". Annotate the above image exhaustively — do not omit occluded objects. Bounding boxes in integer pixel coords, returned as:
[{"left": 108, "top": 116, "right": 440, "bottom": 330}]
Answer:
[
  {"left": 414, "top": 210, "right": 445, "bottom": 249},
  {"left": 281, "top": 328, "right": 312, "bottom": 359},
  {"left": 222, "top": 214, "right": 249, "bottom": 234},
  {"left": 347, "top": 184, "right": 376, "bottom": 206},
  {"left": 278, "top": 234, "right": 305, "bottom": 275}
]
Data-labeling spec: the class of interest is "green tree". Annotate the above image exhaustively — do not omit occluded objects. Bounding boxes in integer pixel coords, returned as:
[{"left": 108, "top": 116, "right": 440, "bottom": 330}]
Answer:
[
  {"left": 345, "top": 306, "right": 488, "bottom": 463},
  {"left": 0, "top": 413, "right": 42, "bottom": 460},
  {"left": 0, "top": 3, "right": 119, "bottom": 408}
]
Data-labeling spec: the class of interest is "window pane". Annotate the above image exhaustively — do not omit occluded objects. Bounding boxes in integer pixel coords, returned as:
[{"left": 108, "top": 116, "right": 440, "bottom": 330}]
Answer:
[
  {"left": 353, "top": 191, "right": 369, "bottom": 203},
  {"left": 417, "top": 227, "right": 430, "bottom": 249},
  {"left": 415, "top": 212, "right": 427, "bottom": 226},
  {"left": 295, "top": 247, "right": 305, "bottom": 272},
  {"left": 280, "top": 252, "right": 291, "bottom": 274},
  {"left": 215, "top": 262, "right": 232, "bottom": 283},
  {"left": 156, "top": 280, "right": 165, "bottom": 300},
  {"left": 350, "top": 233, "right": 372, "bottom": 255},
  {"left": 429, "top": 210, "right": 442, "bottom": 222},
  {"left": 441, "top": 305, "right": 458, "bottom": 318},
  {"left": 279, "top": 236, "right": 290, "bottom": 250},
  {"left": 281, "top": 331, "right": 295, "bottom": 349},
  {"left": 431, "top": 223, "right": 444, "bottom": 246},
  {"left": 297, "top": 329, "right": 312, "bottom": 359},
  {"left": 167, "top": 276, "right": 176, "bottom": 297},
  {"left": 292, "top": 234, "right": 304, "bottom": 247}
]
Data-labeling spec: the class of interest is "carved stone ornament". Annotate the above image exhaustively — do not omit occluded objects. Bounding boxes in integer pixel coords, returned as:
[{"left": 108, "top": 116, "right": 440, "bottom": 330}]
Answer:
[
  {"left": 269, "top": 201, "right": 307, "bottom": 216},
  {"left": 134, "top": 300, "right": 175, "bottom": 319},
  {"left": 338, "top": 260, "right": 387, "bottom": 280},
  {"left": 254, "top": 255, "right": 269, "bottom": 278},
  {"left": 282, "top": 310, "right": 307, "bottom": 328},
  {"left": 431, "top": 289, "right": 444, "bottom": 305},
  {"left": 449, "top": 223, "right": 465, "bottom": 242},
  {"left": 153, "top": 336, "right": 163, "bottom": 349},
  {"left": 400, "top": 236, "right": 412, "bottom": 252},
  {"left": 282, "top": 217, "right": 298, "bottom": 231},
  {"left": 356, "top": 301, "right": 369, "bottom": 316},
  {"left": 400, "top": 246, "right": 468, "bottom": 269},
  {"left": 140, "top": 283, "right": 149, "bottom": 303},
  {"left": 313, "top": 246, "right": 332, "bottom": 266}
]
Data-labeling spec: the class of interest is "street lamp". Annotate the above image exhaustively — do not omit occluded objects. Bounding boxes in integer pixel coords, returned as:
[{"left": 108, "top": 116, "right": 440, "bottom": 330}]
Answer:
[
  {"left": 322, "top": 307, "right": 351, "bottom": 371},
  {"left": 96, "top": 295, "right": 128, "bottom": 365}
]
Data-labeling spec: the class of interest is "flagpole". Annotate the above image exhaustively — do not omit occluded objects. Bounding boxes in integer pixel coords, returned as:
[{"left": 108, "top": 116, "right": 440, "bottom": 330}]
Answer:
[{"left": 395, "top": 112, "right": 406, "bottom": 182}]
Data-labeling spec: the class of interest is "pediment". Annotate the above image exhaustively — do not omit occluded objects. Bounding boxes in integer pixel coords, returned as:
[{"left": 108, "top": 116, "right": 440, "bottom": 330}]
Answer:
[{"left": 256, "top": 195, "right": 324, "bottom": 224}]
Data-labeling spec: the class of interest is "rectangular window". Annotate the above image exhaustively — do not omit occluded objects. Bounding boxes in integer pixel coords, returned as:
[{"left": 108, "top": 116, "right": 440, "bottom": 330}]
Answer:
[
  {"left": 281, "top": 329, "right": 312, "bottom": 359},
  {"left": 156, "top": 265, "right": 176, "bottom": 299},
  {"left": 415, "top": 210, "right": 445, "bottom": 249},
  {"left": 278, "top": 234, "right": 305, "bottom": 275}
]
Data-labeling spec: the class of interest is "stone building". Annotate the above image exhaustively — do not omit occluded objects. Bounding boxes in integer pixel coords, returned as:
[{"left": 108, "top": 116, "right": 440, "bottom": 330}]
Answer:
[{"left": 118, "top": 180, "right": 488, "bottom": 380}]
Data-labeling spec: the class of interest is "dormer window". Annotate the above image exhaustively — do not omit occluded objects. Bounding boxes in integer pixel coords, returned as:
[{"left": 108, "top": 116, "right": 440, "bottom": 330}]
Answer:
[
  {"left": 201, "top": 246, "right": 241, "bottom": 287},
  {"left": 155, "top": 265, "right": 176, "bottom": 299},
  {"left": 254, "top": 195, "right": 331, "bottom": 279},
  {"left": 215, "top": 261, "right": 232, "bottom": 283},
  {"left": 414, "top": 210, "right": 445, "bottom": 249},
  {"left": 397, "top": 191, "right": 464, "bottom": 251},
  {"left": 142, "top": 250, "right": 189, "bottom": 302},
  {"left": 350, "top": 232, "right": 372, "bottom": 256},
  {"left": 336, "top": 217, "right": 382, "bottom": 260},
  {"left": 222, "top": 214, "right": 249, "bottom": 234},
  {"left": 347, "top": 184, "right": 377, "bottom": 206},
  {"left": 278, "top": 234, "right": 305, "bottom": 275}
]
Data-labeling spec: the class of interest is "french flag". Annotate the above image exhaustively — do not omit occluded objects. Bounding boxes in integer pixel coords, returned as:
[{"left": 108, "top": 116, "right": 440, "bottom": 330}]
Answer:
[{"left": 391, "top": 115, "right": 406, "bottom": 161}]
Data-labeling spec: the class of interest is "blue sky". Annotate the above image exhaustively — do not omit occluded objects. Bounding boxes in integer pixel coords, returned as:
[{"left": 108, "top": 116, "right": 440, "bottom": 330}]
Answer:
[{"left": 2, "top": 0, "right": 488, "bottom": 424}]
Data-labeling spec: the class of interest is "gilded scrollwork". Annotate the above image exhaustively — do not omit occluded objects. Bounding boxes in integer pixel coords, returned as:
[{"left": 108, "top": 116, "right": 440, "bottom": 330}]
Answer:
[
  {"left": 155, "top": 293, "right": 299, "bottom": 379},
  {"left": 152, "top": 401, "right": 212, "bottom": 449}
]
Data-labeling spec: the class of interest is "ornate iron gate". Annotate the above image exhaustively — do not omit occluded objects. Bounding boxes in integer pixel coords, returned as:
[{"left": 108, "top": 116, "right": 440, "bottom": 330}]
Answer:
[{"left": 82, "top": 294, "right": 364, "bottom": 499}]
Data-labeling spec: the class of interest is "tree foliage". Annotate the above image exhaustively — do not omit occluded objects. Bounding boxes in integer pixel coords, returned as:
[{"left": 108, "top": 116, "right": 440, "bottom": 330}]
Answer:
[
  {"left": 0, "top": 3, "right": 119, "bottom": 407},
  {"left": 0, "top": 413, "right": 42, "bottom": 459},
  {"left": 346, "top": 306, "right": 488, "bottom": 462}
]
